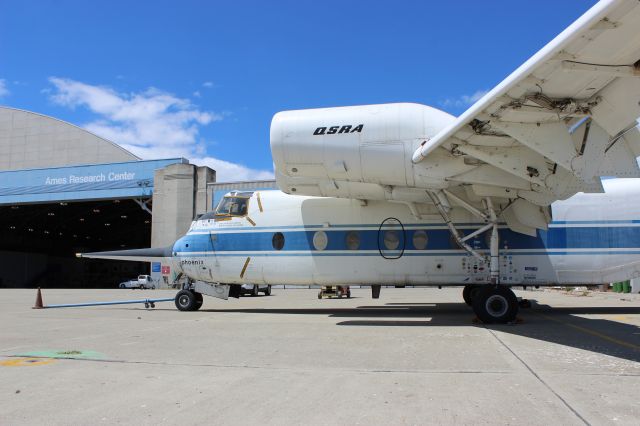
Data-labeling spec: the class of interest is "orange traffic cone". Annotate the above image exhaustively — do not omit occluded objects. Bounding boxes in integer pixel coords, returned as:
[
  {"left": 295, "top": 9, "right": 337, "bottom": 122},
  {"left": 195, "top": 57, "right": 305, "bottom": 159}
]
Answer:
[{"left": 33, "top": 287, "right": 44, "bottom": 309}]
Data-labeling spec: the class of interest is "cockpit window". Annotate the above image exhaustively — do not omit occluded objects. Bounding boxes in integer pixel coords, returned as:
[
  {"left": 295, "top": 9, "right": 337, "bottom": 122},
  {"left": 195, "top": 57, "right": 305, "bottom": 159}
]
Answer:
[{"left": 215, "top": 195, "right": 251, "bottom": 217}]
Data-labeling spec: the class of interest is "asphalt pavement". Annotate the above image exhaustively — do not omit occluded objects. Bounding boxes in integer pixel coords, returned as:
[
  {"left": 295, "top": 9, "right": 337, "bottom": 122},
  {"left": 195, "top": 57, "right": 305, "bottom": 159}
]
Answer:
[{"left": 1, "top": 287, "right": 639, "bottom": 425}]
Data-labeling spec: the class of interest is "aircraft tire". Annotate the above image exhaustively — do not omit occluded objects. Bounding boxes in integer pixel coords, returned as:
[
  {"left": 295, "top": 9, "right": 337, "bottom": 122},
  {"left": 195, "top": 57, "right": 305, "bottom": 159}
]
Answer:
[
  {"left": 462, "top": 285, "right": 478, "bottom": 306},
  {"left": 194, "top": 292, "right": 204, "bottom": 311},
  {"left": 264, "top": 285, "right": 272, "bottom": 296},
  {"left": 472, "top": 286, "right": 518, "bottom": 324},
  {"left": 252, "top": 285, "right": 259, "bottom": 297},
  {"left": 175, "top": 290, "right": 197, "bottom": 311}
]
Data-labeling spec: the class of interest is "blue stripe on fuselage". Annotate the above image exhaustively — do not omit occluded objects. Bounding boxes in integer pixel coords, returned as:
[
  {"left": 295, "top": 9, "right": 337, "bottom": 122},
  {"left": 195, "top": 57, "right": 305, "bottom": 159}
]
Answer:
[{"left": 174, "top": 224, "right": 640, "bottom": 253}]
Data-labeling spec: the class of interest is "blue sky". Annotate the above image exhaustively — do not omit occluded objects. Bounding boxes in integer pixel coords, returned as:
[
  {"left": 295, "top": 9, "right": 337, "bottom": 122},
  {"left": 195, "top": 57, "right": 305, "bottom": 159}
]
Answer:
[{"left": 0, "top": 0, "right": 596, "bottom": 180}]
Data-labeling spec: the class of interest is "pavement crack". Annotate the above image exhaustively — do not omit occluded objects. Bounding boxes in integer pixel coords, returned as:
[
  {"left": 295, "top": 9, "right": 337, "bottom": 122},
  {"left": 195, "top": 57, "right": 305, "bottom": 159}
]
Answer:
[{"left": 485, "top": 327, "right": 591, "bottom": 426}]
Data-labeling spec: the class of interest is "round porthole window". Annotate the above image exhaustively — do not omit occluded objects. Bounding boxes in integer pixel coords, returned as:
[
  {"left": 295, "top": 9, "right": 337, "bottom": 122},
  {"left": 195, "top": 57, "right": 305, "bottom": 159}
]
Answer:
[
  {"left": 313, "top": 231, "right": 328, "bottom": 251},
  {"left": 272, "top": 232, "right": 285, "bottom": 250},
  {"left": 345, "top": 231, "right": 360, "bottom": 250},
  {"left": 383, "top": 230, "right": 400, "bottom": 250},
  {"left": 412, "top": 230, "right": 428, "bottom": 250},
  {"left": 378, "top": 217, "right": 405, "bottom": 259}
]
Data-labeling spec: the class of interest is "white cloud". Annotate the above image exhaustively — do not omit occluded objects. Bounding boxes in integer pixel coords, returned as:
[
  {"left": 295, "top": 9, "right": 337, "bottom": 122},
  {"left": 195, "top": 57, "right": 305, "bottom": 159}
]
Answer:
[
  {"left": 192, "top": 90, "right": 201, "bottom": 98},
  {"left": 47, "top": 77, "right": 273, "bottom": 181},
  {"left": 196, "top": 156, "right": 275, "bottom": 181},
  {"left": 441, "top": 89, "right": 488, "bottom": 108},
  {"left": 202, "top": 81, "right": 214, "bottom": 88},
  {"left": 0, "top": 79, "right": 10, "bottom": 98}
]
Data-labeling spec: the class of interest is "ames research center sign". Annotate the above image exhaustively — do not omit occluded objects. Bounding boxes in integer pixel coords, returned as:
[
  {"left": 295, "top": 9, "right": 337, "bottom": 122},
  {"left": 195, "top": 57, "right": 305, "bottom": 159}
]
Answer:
[{"left": 0, "top": 158, "right": 186, "bottom": 204}]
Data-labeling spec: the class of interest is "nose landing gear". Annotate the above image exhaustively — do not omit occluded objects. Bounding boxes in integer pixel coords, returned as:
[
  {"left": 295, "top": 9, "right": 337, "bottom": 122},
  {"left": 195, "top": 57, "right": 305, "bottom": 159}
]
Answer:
[{"left": 175, "top": 290, "right": 204, "bottom": 311}]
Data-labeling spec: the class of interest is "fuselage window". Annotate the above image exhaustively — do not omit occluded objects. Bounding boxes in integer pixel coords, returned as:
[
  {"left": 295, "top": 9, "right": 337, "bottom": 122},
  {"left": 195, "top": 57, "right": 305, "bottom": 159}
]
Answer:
[
  {"left": 383, "top": 230, "right": 400, "bottom": 250},
  {"left": 215, "top": 196, "right": 249, "bottom": 217},
  {"left": 412, "top": 230, "right": 428, "bottom": 250},
  {"left": 345, "top": 231, "right": 360, "bottom": 250},
  {"left": 272, "top": 232, "right": 285, "bottom": 250},
  {"left": 313, "top": 231, "right": 328, "bottom": 251}
]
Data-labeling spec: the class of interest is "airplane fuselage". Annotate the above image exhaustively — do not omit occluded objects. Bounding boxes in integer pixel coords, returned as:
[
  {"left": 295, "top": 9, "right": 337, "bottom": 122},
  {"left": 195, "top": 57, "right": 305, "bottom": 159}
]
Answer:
[{"left": 172, "top": 179, "right": 640, "bottom": 287}]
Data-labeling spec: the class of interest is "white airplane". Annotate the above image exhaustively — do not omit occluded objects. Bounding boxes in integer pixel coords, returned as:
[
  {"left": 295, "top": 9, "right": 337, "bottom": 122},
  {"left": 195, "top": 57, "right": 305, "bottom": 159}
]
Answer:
[{"left": 83, "top": 0, "right": 640, "bottom": 323}]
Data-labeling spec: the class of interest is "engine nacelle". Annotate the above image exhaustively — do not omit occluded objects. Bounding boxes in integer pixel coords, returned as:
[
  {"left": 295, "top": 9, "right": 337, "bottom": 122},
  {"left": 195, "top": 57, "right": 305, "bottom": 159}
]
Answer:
[{"left": 270, "top": 103, "right": 455, "bottom": 200}]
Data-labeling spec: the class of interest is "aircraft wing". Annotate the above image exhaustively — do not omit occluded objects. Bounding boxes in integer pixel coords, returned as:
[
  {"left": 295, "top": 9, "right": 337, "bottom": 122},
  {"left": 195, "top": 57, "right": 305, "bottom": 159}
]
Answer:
[
  {"left": 412, "top": 0, "right": 640, "bottom": 201},
  {"left": 270, "top": 0, "right": 640, "bottom": 235}
]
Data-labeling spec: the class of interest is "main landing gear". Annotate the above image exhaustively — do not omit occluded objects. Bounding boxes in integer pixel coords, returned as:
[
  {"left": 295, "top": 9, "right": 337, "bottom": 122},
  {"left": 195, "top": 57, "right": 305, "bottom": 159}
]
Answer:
[
  {"left": 428, "top": 190, "right": 519, "bottom": 323},
  {"left": 463, "top": 285, "right": 518, "bottom": 324}
]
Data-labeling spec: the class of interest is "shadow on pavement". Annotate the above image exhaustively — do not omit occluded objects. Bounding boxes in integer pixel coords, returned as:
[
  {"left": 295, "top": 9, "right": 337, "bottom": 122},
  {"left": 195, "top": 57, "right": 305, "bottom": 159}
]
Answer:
[{"left": 198, "top": 300, "right": 640, "bottom": 363}]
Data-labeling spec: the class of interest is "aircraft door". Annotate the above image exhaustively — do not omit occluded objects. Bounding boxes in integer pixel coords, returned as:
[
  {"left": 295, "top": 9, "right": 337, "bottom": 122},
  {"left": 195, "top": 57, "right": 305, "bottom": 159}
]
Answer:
[{"left": 378, "top": 217, "right": 405, "bottom": 259}]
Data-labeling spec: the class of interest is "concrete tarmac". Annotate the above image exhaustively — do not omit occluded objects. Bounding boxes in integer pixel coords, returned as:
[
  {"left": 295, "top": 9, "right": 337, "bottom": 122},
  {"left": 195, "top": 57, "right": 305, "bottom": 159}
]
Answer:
[{"left": 1, "top": 287, "right": 639, "bottom": 425}]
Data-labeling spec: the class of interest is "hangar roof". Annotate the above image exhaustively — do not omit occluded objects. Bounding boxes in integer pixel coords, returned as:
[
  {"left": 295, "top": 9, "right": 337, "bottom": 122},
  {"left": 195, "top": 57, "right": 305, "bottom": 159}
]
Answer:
[{"left": 0, "top": 106, "right": 139, "bottom": 171}]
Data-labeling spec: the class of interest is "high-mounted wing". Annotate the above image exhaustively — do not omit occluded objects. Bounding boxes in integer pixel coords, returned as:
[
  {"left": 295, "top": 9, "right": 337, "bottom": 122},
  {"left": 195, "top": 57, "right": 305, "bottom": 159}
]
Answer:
[
  {"left": 270, "top": 0, "right": 640, "bottom": 235},
  {"left": 412, "top": 0, "right": 640, "bottom": 201}
]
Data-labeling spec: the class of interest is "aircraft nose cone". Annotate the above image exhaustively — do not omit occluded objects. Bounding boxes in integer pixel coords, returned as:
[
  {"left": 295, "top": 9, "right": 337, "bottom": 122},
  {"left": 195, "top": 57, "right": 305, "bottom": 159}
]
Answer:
[{"left": 172, "top": 237, "right": 188, "bottom": 273}]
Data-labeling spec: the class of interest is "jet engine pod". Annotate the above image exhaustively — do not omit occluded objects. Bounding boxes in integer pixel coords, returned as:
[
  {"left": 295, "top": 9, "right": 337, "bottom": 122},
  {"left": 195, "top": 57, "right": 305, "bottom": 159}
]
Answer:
[{"left": 270, "top": 103, "right": 454, "bottom": 199}]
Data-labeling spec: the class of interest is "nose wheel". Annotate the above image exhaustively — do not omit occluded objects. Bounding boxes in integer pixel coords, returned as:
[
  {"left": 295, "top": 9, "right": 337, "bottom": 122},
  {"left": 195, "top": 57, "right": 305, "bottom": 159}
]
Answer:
[
  {"left": 175, "top": 290, "right": 204, "bottom": 311},
  {"left": 469, "top": 285, "right": 518, "bottom": 324}
]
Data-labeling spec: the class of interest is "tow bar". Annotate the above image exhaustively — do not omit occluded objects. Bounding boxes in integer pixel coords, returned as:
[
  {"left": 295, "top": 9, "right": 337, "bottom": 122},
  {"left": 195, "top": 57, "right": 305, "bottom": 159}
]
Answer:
[{"left": 32, "top": 288, "right": 173, "bottom": 309}]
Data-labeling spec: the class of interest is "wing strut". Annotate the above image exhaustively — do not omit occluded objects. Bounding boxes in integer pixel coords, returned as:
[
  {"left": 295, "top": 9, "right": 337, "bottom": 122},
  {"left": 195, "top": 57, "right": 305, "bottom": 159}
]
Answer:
[
  {"left": 427, "top": 191, "right": 483, "bottom": 260},
  {"left": 428, "top": 192, "right": 502, "bottom": 283}
]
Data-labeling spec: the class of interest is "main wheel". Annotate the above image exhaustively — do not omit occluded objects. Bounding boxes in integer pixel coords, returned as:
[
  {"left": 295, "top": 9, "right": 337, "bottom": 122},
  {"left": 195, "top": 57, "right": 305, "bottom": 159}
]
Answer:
[
  {"left": 264, "top": 285, "right": 272, "bottom": 296},
  {"left": 252, "top": 285, "right": 259, "bottom": 297},
  {"left": 175, "top": 290, "right": 197, "bottom": 311},
  {"left": 462, "top": 285, "right": 479, "bottom": 306},
  {"left": 472, "top": 286, "right": 518, "bottom": 324}
]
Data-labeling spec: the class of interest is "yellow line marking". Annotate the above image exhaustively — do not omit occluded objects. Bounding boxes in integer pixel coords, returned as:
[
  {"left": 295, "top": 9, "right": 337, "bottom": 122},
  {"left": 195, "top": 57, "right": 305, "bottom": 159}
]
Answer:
[
  {"left": 246, "top": 217, "right": 256, "bottom": 226},
  {"left": 257, "top": 192, "right": 263, "bottom": 212},
  {"left": 1, "top": 357, "right": 56, "bottom": 367},
  {"left": 610, "top": 315, "right": 631, "bottom": 322},
  {"left": 536, "top": 312, "right": 640, "bottom": 351},
  {"left": 240, "top": 257, "right": 251, "bottom": 278}
]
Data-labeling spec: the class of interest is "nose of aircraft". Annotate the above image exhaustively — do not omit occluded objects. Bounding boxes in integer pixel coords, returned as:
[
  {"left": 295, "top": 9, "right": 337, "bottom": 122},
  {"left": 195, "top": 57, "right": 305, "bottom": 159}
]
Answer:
[{"left": 172, "top": 236, "right": 190, "bottom": 273}]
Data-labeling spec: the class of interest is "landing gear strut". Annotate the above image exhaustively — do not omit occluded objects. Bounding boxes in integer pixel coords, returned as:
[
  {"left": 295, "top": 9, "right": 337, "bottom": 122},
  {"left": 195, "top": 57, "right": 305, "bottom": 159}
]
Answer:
[{"left": 471, "top": 286, "right": 518, "bottom": 324}]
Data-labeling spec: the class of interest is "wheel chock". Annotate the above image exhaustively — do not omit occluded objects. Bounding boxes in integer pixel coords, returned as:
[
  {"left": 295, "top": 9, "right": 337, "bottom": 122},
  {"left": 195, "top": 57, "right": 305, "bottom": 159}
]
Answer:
[{"left": 518, "top": 299, "right": 532, "bottom": 308}]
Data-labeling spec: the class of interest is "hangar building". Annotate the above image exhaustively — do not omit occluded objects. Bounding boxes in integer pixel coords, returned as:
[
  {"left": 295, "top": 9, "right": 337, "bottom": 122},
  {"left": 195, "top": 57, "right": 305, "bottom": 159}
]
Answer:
[{"left": 0, "top": 106, "right": 217, "bottom": 288}]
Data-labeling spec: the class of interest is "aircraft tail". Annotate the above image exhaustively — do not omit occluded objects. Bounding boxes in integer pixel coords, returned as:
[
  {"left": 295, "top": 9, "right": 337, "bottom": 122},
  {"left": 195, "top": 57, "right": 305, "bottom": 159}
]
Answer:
[{"left": 77, "top": 246, "right": 173, "bottom": 262}]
